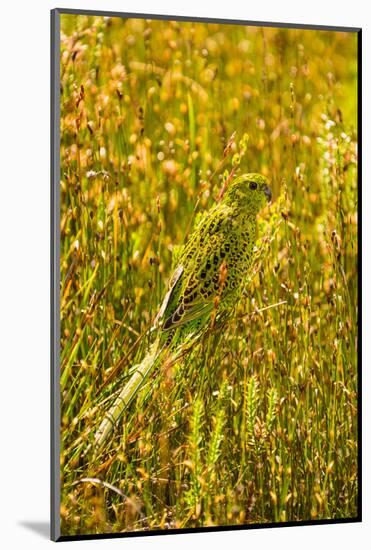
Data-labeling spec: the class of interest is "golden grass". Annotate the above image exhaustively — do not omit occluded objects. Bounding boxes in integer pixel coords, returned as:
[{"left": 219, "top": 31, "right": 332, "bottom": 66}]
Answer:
[{"left": 58, "top": 14, "right": 358, "bottom": 536}]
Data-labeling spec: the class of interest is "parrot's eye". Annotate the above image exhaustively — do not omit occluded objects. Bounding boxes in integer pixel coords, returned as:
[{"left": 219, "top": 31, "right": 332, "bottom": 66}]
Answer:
[{"left": 249, "top": 181, "right": 258, "bottom": 190}]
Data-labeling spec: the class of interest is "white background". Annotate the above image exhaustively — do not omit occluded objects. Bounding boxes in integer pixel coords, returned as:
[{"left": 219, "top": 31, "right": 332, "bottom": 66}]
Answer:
[{"left": 0, "top": 0, "right": 368, "bottom": 548}]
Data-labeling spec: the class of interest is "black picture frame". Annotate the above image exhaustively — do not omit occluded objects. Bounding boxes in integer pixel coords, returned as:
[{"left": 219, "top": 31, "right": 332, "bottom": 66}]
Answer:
[{"left": 51, "top": 7, "right": 362, "bottom": 542}]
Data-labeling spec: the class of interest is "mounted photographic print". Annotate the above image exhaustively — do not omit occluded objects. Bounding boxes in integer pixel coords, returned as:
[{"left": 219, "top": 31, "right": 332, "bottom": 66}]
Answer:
[{"left": 51, "top": 8, "right": 361, "bottom": 541}]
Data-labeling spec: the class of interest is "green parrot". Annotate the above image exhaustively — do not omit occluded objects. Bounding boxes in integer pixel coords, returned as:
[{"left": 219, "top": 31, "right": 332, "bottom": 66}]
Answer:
[{"left": 95, "top": 173, "right": 271, "bottom": 450}]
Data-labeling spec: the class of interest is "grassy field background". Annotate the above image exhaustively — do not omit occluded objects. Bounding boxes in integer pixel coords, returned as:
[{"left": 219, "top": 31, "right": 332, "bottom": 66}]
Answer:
[{"left": 59, "top": 14, "right": 358, "bottom": 536}]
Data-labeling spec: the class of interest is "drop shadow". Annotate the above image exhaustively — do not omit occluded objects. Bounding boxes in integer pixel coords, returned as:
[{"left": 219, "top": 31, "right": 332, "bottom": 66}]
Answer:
[{"left": 18, "top": 521, "right": 50, "bottom": 539}]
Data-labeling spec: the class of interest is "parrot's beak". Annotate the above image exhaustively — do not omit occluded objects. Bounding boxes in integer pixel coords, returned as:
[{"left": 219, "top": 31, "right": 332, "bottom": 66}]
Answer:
[{"left": 263, "top": 184, "right": 272, "bottom": 203}]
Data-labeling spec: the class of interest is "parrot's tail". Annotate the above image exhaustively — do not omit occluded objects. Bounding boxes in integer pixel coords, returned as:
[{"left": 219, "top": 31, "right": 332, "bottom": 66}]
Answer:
[{"left": 94, "top": 340, "right": 161, "bottom": 451}]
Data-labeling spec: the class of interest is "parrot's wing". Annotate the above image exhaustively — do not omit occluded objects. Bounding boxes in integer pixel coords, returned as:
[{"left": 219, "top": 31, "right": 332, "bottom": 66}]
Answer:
[
  {"left": 162, "top": 298, "right": 214, "bottom": 331},
  {"left": 156, "top": 206, "right": 234, "bottom": 333},
  {"left": 153, "top": 264, "right": 184, "bottom": 329}
]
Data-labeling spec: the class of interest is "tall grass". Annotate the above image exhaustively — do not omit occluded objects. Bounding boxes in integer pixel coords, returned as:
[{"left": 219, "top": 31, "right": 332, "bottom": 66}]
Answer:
[{"left": 58, "top": 14, "right": 358, "bottom": 535}]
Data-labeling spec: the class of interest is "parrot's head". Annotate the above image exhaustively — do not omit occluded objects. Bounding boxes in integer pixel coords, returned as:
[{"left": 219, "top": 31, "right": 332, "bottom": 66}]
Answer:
[{"left": 223, "top": 173, "right": 272, "bottom": 214}]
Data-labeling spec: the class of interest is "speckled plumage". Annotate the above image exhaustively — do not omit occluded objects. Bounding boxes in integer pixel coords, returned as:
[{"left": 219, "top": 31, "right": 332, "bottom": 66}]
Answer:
[
  {"left": 156, "top": 173, "right": 271, "bottom": 343},
  {"left": 95, "top": 173, "right": 271, "bottom": 449}
]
